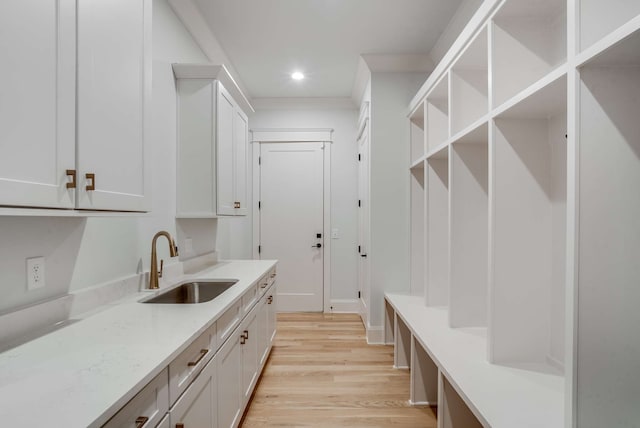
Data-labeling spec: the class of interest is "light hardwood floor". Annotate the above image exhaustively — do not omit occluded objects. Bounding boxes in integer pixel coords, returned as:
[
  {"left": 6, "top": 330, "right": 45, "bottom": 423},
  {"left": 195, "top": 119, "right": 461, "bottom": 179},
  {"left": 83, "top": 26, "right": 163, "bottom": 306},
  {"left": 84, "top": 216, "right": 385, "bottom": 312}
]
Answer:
[{"left": 240, "top": 313, "right": 437, "bottom": 427}]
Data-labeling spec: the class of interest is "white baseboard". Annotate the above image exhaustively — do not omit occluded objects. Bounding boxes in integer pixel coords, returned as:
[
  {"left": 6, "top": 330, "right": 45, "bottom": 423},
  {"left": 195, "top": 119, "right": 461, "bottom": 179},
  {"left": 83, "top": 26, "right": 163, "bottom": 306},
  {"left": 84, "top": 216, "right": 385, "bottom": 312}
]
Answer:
[
  {"left": 366, "top": 325, "right": 385, "bottom": 344},
  {"left": 329, "top": 299, "right": 359, "bottom": 313}
]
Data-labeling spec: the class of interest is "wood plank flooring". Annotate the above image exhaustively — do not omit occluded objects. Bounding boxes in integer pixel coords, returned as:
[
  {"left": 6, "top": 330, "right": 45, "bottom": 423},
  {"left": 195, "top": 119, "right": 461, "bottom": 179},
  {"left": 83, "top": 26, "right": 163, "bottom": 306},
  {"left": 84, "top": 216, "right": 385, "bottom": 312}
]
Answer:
[{"left": 240, "top": 313, "right": 436, "bottom": 427}]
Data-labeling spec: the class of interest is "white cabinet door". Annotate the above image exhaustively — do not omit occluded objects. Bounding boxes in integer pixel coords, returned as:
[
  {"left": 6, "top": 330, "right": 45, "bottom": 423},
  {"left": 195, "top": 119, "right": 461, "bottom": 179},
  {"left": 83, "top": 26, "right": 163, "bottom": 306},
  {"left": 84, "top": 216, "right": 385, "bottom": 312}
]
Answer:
[
  {"left": 257, "top": 293, "right": 270, "bottom": 367},
  {"left": 76, "top": 0, "right": 151, "bottom": 212},
  {"left": 170, "top": 356, "right": 217, "bottom": 428},
  {"left": 176, "top": 79, "right": 217, "bottom": 217},
  {"left": 217, "top": 330, "right": 242, "bottom": 428},
  {"left": 216, "top": 82, "right": 236, "bottom": 216},
  {"left": 267, "top": 284, "right": 277, "bottom": 344},
  {"left": 233, "top": 108, "right": 248, "bottom": 215},
  {"left": 241, "top": 310, "right": 259, "bottom": 406},
  {"left": 0, "top": 0, "right": 76, "bottom": 209}
]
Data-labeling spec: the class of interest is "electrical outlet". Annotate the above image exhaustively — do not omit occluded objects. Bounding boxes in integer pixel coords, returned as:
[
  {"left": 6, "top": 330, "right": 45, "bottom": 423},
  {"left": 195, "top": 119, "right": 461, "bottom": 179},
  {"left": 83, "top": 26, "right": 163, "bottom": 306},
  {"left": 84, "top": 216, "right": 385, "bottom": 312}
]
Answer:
[{"left": 26, "top": 257, "right": 46, "bottom": 290}]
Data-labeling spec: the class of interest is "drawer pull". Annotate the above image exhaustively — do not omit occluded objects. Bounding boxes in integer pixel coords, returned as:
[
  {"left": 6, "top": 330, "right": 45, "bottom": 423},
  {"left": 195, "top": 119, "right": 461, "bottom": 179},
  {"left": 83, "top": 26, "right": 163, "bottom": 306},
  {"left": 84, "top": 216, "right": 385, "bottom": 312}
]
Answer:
[
  {"left": 187, "top": 349, "right": 209, "bottom": 367},
  {"left": 270, "top": 273, "right": 276, "bottom": 278},
  {"left": 268, "top": 296, "right": 273, "bottom": 304},
  {"left": 240, "top": 334, "right": 246, "bottom": 345},
  {"left": 135, "top": 416, "right": 149, "bottom": 428},
  {"left": 243, "top": 330, "right": 249, "bottom": 340},
  {"left": 85, "top": 173, "right": 95, "bottom": 191},
  {"left": 261, "top": 282, "right": 267, "bottom": 288},
  {"left": 66, "top": 169, "right": 76, "bottom": 189},
  {"left": 176, "top": 424, "right": 184, "bottom": 428}
]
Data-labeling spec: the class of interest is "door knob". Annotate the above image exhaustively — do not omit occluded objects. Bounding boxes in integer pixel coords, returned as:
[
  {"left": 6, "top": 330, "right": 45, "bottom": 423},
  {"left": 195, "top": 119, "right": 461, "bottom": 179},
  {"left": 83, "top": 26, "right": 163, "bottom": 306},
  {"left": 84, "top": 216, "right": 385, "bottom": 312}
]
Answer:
[{"left": 311, "top": 243, "right": 322, "bottom": 248}]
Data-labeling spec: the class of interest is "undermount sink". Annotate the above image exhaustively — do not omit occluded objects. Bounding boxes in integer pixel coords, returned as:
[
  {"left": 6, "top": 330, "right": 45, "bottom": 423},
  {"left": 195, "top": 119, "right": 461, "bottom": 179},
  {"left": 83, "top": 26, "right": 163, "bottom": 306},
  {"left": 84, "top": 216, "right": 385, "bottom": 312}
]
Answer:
[{"left": 141, "top": 280, "right": 238, "bottom": 304}]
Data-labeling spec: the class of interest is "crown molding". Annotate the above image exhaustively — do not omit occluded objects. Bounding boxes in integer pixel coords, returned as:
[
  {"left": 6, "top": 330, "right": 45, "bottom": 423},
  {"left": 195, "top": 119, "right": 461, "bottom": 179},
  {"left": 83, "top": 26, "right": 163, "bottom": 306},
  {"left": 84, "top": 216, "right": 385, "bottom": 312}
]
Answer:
[{"left": 252, "top": 97, "right": 356, "bottom": 111}]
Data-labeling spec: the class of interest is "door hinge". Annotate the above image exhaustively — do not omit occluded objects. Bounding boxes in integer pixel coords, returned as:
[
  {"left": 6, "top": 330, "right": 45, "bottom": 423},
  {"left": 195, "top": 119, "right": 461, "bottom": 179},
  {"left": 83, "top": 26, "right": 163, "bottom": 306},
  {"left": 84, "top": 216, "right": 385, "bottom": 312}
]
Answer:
[
  {"left": 258, "top": 245, "right": 261, "bottom": 254},
  {"left": 358, "top": 199, "right": 361, "bottom": 207},
  {"left": 358, "top": 291, "right": 361, "bottom": 299},
  {"left": 358, "top": 245, "right": 361, "bottom": 253}
]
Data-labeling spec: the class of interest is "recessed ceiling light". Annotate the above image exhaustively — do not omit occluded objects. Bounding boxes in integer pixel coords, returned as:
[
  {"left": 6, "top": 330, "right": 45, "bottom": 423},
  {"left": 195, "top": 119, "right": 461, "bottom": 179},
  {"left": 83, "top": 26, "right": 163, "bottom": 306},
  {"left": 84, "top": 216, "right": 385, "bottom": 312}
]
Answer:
[{"left": 291, "top": 71, "right": 305, "bottom": 81}]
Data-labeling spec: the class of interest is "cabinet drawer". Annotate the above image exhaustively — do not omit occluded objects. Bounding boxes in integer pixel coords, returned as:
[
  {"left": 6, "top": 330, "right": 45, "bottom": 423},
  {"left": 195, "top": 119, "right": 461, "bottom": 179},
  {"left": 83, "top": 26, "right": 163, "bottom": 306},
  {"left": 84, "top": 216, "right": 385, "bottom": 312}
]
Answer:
[
  {"left": 242, "top": 283, "right": 259, "bottom": 314},
  {"left": 217, "top": 301, "right": 241, "bottom": 346},
  {"left": 169, "top": 324, "right": 215, "bottom": 405},
  {"left": 267, "top": 268, "right": 277, "bottom": 287},
  {"left": 103, "top": 368, "right": 169, "bottom": 428}
]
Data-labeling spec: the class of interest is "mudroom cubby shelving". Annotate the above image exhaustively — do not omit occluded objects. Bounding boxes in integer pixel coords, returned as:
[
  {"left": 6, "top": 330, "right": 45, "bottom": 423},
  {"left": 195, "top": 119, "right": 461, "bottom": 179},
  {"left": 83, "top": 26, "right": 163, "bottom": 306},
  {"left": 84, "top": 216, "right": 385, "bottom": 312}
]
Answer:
[
  {"left": 449, "top": 123, "right": 488, "bottom": 329},
  {"left": 574, "top": 27, "right": 640, "bottom": 427},
  {"left": 426, "top": 147, "right": 449, "bottom": 307},
  {"left": 490, "top": 74, "right": 567, "bottom": 367},
  {"left": 491, "top": 0, "right": 566, "bottom": 108},
  {"left": 450, "top": 28, "right": 488, "bottom": 136},
  {"left": 409, "top": 162, "right": 425, "bottom": 297},
  {"left": 389, "top": 0, "right": 640, "bottom": 426},
  {"left": 410, "top": 102, "right": 426, "bottom": 163},
  {"left": 426, "top": 76, "right": 449, "bottom": 152}
]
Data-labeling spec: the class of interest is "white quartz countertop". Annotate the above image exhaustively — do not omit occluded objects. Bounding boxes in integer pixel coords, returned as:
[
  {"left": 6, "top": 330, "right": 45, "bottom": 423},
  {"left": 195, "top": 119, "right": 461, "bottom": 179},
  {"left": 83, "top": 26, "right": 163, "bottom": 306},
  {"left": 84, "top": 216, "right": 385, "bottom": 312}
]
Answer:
[{"left": 0, "top": 259, "right": 276, "bottom": 428}]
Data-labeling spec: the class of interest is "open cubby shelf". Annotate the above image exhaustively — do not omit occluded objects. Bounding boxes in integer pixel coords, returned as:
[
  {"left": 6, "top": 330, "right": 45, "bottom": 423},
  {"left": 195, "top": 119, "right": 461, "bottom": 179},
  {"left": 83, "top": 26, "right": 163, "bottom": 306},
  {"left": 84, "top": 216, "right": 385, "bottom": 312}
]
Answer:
[
  {"left": 410, "top": 102, "right": 426, "bottom": 163},
  {"left": 426, "top": 76, "right": 449, "bottom": 151},
  {"left": 402, "top": 0, "right": 640, "bottom": 426},
  {"left": 491, "top": 0, "right": 566, "bottom": 108}
]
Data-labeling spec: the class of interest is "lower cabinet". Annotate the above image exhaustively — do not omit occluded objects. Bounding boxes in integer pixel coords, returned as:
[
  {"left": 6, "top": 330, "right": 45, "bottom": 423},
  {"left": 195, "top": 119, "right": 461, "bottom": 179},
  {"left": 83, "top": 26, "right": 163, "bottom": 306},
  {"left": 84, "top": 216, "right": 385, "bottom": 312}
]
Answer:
[
  {"left": 217, "top": 327, "right": 243, "bottom": 428},
  {"left": 170, "top": 355, "right": 217, "bottom": 428},
  {"left": 103, "top": 272, "right": 277, "bottom": 428},
  {"left": 241, "top": 310, "right": 259, "bottom": 406}
]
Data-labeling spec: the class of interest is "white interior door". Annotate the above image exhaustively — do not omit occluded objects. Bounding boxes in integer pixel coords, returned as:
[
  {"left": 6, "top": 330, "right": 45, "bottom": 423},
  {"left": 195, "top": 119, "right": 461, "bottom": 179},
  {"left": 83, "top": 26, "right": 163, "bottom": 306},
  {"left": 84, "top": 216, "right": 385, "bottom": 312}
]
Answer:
[
  {"left": 357, "top": 123, "right": 371, "bottom": 323},
  {"left": 260, "top": 142, "right": 324, "bottom": 312}
]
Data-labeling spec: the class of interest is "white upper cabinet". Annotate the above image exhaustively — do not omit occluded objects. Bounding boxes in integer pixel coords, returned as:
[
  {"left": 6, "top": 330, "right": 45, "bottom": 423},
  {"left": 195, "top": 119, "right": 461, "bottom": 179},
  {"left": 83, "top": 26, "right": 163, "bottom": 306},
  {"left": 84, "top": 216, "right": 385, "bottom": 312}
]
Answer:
[
  {"left": 0, "top": 0, "right": 150, "bottom": 213},
  {"left": 216, "top": 82, "right": 236, "bottom": 216},
  {"left": 0, "top": 0, "right": 76, "bottom": 209},
  {"left": 76, "top": 0, "right": 151, "bottom": 211},
  {"left": 174, "top": 64, "right": 253, "bottom": 218}
]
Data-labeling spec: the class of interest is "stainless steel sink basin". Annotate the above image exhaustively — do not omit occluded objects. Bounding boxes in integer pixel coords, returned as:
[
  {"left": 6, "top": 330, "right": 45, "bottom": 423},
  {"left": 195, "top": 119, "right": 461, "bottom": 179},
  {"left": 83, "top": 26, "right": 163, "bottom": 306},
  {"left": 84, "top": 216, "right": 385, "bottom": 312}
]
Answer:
[{"left": 141, "top": 280, "right": 238, "bottom": 304}]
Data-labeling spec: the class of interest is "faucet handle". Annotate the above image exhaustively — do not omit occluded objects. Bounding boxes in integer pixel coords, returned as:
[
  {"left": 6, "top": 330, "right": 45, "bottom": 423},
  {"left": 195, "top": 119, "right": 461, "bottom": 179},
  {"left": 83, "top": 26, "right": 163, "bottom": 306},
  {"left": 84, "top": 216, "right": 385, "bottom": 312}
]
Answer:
[{"left": 159, "top": 259, "right": 164, "bottom": 278}]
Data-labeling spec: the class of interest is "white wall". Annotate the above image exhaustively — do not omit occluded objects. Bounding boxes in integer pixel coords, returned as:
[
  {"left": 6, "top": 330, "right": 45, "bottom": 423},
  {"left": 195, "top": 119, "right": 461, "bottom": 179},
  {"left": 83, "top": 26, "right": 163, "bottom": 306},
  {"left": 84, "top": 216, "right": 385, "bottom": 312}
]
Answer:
[
  {"left": 249, "top": 106, "right": 359, "bottom": 301},
  {"left": 0, "top": 0, "right": 249, "bottom": 314},
  {"left": 429, "top": 0, "right": 484, "bottom": 66},
  {"left": 368, "top": 72, "right": 429, "bottom": 328}
]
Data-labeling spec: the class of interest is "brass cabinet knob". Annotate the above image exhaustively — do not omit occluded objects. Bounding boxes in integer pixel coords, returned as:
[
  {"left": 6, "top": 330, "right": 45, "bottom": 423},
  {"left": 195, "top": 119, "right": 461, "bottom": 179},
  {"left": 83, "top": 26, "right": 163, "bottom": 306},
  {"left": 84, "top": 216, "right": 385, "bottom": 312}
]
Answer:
[
  {"left": 66, "top": 169, "right": 76, "bottom": 189},
  {"left": 85, "top": 173, "right": 95, "bottom": 191}
]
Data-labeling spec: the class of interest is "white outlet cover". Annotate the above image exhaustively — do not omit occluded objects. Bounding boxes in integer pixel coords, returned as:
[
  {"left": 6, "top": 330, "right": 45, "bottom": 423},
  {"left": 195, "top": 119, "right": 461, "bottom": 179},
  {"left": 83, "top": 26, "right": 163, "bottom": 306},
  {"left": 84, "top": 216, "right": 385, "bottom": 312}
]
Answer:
[{"left": 26, "top": 256, "right": 46, "bottom": 290}]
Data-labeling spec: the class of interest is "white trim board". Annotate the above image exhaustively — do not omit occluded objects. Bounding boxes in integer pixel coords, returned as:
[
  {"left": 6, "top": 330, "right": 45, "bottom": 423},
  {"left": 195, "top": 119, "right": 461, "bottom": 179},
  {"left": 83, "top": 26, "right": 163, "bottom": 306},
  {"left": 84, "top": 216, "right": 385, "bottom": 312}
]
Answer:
[{"left": 251, "top": 128, "right": 333, "bottom": 143}]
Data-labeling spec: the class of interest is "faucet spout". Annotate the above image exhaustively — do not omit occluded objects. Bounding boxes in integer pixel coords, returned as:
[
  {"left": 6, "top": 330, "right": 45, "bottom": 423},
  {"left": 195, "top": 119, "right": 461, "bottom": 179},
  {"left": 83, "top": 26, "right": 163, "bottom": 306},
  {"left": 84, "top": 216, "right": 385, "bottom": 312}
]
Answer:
[{"left": 149, "top": 231, "right": 179, "bottom": 290}]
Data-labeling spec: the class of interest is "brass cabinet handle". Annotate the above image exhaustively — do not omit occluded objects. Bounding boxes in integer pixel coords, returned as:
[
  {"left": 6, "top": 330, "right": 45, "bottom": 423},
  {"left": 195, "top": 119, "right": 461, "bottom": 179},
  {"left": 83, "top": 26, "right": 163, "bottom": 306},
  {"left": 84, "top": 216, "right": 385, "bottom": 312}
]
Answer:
[
  {"left": 268, "top": 296, "right": 273, "bottom": 304},
  {"left": 176, "top": 424, "right": 184, "bottom": 428},
  {"left": 240, "top": 335, "right": 246, "bottom": 345},
  {"left": 270, "top": 273, "right": 276, "bottom": 278},
  {"left": 261, "top": 282, "right": 267, "bottom": 288},
  {"left": 85, "top": 173, "right": 95, "bottom": 191},
  {"left": 187, "top": 349, "right": 209, "bottom": 367},
  {"left": 242, "top": 330, "right": 249, "bottom": 340},
  {"left": 66, "top": 169, "right": 76, "bottom": 189},
  {"left": 135, "top": 416, "right": 149, "bottom": 428},
  {"left": 234, "top": 201, "right": 241, "bottom": 208}
]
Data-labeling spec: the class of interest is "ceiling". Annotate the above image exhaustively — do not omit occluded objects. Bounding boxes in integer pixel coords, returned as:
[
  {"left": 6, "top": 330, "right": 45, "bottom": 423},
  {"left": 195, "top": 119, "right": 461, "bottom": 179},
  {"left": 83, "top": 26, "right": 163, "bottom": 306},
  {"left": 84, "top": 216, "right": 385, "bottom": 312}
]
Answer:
[{"left": 192, "top": 0, "right": 464, "bottom": 99}]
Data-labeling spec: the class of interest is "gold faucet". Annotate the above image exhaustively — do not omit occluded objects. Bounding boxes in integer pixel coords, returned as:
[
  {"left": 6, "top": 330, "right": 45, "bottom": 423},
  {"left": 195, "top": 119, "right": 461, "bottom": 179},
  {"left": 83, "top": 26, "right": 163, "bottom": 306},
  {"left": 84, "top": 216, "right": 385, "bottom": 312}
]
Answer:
[{"left": 149, "top": 231, "right": 179, "bottom": 289}]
